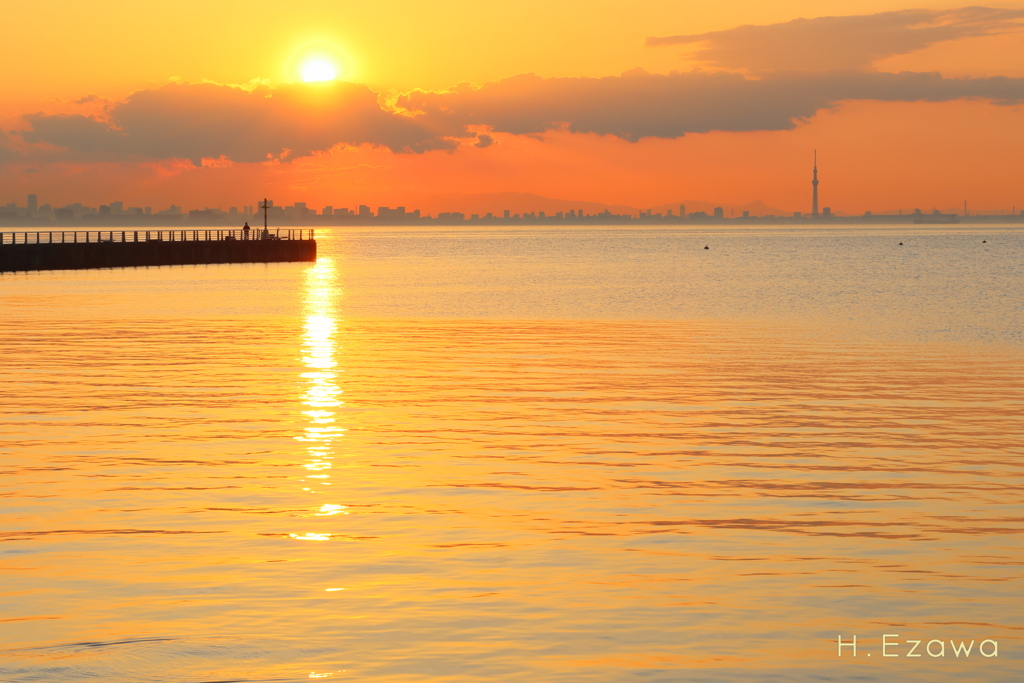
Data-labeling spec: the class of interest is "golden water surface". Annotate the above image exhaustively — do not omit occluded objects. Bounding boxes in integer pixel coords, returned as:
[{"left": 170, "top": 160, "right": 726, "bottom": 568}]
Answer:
[{"left": 1, "top": 226, "right": 1022, "bottom": 682}]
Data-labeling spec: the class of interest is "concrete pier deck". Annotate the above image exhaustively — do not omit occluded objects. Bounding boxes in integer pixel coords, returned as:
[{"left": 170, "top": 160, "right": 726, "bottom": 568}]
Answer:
[{"left": 0, "top": 229, "right": 316, "bottom": 272}]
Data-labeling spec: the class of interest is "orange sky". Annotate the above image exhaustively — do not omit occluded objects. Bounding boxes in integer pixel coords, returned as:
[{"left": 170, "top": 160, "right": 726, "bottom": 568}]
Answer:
[{"left": 2, "top": 1, "right": 1024, "bottom": 214}]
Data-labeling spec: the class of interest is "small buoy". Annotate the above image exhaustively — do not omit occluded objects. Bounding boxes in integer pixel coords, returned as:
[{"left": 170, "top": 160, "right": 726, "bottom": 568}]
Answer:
[
  {"left": 703, "top": 245, "right": 709, "bottom": 250},
  {"left": 898, "top": 242, "right": 903, "bottom": 245}
]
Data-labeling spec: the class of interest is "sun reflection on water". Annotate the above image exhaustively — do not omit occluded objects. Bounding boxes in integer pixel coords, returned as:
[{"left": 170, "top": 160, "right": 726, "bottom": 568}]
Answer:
[{"left": 296, "top": 257, "right": 345, "bottom": 537}]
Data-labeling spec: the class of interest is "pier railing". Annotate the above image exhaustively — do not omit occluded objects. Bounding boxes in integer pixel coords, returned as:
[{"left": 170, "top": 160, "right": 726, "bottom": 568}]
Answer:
[{"left": 0, "top": 228, "right": 315, "bottom": 246}]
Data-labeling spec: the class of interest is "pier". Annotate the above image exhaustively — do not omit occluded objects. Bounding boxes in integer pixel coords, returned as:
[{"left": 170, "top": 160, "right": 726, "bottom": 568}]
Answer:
[{"left": 0, "top": 228, "right": 316, "bottom": 272}]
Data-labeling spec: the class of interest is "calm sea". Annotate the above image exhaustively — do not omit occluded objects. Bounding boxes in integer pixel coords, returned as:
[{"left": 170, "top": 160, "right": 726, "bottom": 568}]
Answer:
[{"left": 1, "top": 225, "right": 1022, "bottom": 682}]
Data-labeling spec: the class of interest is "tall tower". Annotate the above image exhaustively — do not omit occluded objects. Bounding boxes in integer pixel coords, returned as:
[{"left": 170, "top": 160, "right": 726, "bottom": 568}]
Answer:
[{"left": 811, "top": 150, "right": 819, "bottom": 218}]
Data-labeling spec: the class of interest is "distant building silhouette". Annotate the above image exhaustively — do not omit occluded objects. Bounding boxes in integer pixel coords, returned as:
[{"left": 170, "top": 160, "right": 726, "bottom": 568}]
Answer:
[
  {"left": 12, "top": 189, "right": 1021, "bottom": 228},
  {"left": 811, "top": 150, "right": 819, "bottom": 217},
  {"left": 377, "top": 206, "right": 405, "bottom": 219}
]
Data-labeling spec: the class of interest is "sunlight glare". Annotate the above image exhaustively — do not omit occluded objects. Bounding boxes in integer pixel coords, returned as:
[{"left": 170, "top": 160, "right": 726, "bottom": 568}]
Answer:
[{"left": 302, "top": 58, "right": 338, "bottom": 82}]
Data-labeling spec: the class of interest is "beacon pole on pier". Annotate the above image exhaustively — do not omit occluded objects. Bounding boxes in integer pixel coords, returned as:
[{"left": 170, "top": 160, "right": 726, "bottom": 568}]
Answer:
[{"left": 259, "top": 198, "right": 272, "bottom": 240}]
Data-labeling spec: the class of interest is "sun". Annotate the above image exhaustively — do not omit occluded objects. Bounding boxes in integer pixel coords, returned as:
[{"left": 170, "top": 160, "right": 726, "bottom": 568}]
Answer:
[
  {"left": 301, "top": 58, "right": 338, "bottom": 83},
  {"left": 288, "top": 41, "right": 352, "bottom": 83}
]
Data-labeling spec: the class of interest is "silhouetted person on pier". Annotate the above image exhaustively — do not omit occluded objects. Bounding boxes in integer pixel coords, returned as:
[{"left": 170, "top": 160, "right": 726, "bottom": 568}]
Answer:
[{"left": 243, "top": 222, "right": 251, "bottom": 240}]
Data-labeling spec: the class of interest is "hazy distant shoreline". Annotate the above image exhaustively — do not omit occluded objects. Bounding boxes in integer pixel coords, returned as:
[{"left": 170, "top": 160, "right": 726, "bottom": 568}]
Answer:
[{"left": 3, "top": 214, "right": 1022, "bottom": 229}]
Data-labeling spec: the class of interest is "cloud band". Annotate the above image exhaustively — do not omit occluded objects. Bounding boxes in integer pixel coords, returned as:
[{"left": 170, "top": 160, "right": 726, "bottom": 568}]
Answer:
[{"left": 12, "top": 69, "right": 1024, "bottom": 163}]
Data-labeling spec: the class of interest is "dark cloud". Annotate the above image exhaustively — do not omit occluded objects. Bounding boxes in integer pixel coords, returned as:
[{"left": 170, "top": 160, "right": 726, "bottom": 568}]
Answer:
[
  {"left": 13, "top": 66, "right": 1024, "bottom": 164},
  {"left": 21, "top": 113, "right": 124, "bottom": 156},
  {"left": 20, "top": 80, "right": 454, "bottom": 166},
  {"left": 399, "top": 69, "right": 1024, "bottom": 142},
  {"left": 646, "top": 7, "right": 1024, "bottom": 72},
  {"left": 0, "top": 129, "right": 21, "bottom": 162}
]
